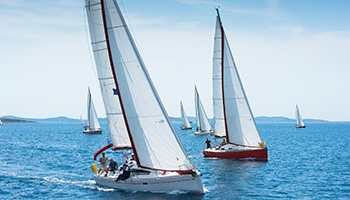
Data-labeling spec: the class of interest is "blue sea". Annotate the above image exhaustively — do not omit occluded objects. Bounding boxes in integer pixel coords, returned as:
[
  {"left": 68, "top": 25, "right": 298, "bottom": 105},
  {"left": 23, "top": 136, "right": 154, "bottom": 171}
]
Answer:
[{"left": 0, "top": 122, "right": 349, "bottom": 199}]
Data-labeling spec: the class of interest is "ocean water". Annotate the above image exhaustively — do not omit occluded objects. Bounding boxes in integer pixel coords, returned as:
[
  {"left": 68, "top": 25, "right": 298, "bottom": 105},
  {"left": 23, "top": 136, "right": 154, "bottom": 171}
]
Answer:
[{"left": 0, "top": 122, "right": 349, "bottom": 199}]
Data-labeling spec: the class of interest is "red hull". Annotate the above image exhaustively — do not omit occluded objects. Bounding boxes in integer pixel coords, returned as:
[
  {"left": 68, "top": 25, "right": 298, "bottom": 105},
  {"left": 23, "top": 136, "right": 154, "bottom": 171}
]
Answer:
[{"left": 203, "top": 147, "right": 268, "bottom": 160}]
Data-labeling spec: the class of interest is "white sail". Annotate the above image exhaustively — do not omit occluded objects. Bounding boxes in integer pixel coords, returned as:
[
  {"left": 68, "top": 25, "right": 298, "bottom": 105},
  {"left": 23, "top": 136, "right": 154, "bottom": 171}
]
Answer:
[
  {"left": 0, "top": 119, "right": 2, "bottom": 125},
  {"left": 295, "top": 105, "right": 305, "bottom": 126},
  {"left": 194, "top": 86, "right": 212, "bottom": 132},
  {"left": 87, "top": 87, "right": 101, "bottom": 130},
  {"left": 80, "top": 115, "right": 84, "bottom": 125},
  {"left": 96, "top": 0, "right": 191, "bottom": 171},
  {"left": 212, "top": 15, "right": 226, "bottom": 138},
  {"left": 180, "top": 101, "right": 192, "bottom": 129},
  {"left": 86, "top": 1, "right": 130, "bottom": 148},
  {"left": 217, "top": 13, "right": 262, "bottom": 147}
]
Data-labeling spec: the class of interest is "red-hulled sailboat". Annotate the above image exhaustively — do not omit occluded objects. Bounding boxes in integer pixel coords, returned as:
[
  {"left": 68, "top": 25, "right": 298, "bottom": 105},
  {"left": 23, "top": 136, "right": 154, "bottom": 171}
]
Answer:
[{"left": 203, "top": 9, "right": 267, "bottom": 160}]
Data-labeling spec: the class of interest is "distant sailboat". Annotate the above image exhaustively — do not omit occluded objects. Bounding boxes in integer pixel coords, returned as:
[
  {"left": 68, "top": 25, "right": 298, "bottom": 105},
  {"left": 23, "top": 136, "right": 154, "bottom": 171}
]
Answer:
[
  {"left": 180, "top": 101, "right": 192, "bottom": 130},
  {"left": 85, "top": 0, "right": 203, "bottom": 193},
  {"left": 194, "top": 86, "right": 213, "bottom": 135},
  {"left": 203, "top": 9, "right": 267, "bottom": 160},
  {"left": 83, "top": 87, "right": 102, "bottom": 134},
  {"left": 80, "top": 115, "right": 84, "bottom": 125},
  {"left": 0, "top": 119, "right": 2, "bottom": 125},
  {"left": 295, "top": 105, "right": 306, "bottom": 128}
]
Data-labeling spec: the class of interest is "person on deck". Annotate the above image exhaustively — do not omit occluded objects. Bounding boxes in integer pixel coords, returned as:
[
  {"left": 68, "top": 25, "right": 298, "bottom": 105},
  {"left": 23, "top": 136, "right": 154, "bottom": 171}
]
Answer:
[
  {"left": 221, "top": 139, "right": 227, "bottom": 146},
  {"left": 98, "top": 152, "right": 108, "bottom": 175},
  {"left": 105, "top": 158, "right": 118, "bottom": 177},
  {"left": 115, "top": 163, "right": 131, "bottom": 182},
  {"left": 203, "top": 138, "right": 211, "bottom": 149}
]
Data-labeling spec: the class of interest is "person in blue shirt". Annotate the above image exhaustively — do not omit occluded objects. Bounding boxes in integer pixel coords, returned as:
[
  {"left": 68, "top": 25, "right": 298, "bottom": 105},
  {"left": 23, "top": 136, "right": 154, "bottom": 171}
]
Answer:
[{"left": 105, "top": 158, "right": 118, "bottom": 177}]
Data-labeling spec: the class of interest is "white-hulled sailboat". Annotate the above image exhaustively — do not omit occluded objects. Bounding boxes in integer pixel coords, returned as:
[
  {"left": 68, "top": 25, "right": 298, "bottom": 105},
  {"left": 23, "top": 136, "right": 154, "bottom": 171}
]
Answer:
[
  {"left": 180, "top": 101, "right": 192, "bottom": 130},
  {"left": 295, "top": 105, "right": 306, "bottom": 128},
  {"left": 194, "top": 86, "right": 213, "bottom": 135},
  {"left": 85, "top": 0, "right": 203, "bottom": 193},
  {"left": 80, "top": 115, "right": 84, "bottom": 125},
  {"left": 83, "top": 87, "right": 102, "bottom": 134},
  {"left": 203, "top": 9, "right": 267, "bottom": 160}
]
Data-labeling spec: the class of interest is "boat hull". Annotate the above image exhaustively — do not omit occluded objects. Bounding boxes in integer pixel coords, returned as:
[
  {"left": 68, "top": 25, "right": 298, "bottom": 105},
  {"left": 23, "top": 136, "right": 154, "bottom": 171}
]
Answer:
[
  {"left": 295, "top": 125, "right": 306, "bottom": 128},
  {"left": 93, "top": 173, "right": 204, "bottom": 194},
  {"left": 194, "top": 130, "right": 212, "bottom": 135},
  {"left": 83, "top": 129, "right": 102, "bottom": 134},
  {"left": 180, "top": 126, "right": 192, "bottom": 130},
  {"left": 203, "top": 147, "right": 268, "bottom": 160}
]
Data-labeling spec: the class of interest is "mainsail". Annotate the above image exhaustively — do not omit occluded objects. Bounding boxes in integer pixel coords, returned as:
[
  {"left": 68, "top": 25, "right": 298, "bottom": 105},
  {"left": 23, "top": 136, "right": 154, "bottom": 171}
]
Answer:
[
  {"left": 216, "top": 10, "right": 262, "bottom": 147},
  {"left": 87, "top": 87, "right": 101, "bottom": 131},
  {"left": 213, "top": 14, "right": 225, "bottom": 138},
  {"left": 87, "top": 0, "right": 191, "bottom": 172},
  {"left": 86, "top": 0, "right": 130, "bottom": 148},
  {"left": 295, "top": 105, "right": 305, "bottom": 127},
  {"left": 194, "top": 86, "right": 212, "bottom": 132},
  {"left": 180, "top": 101, "right": 192, "bottom": 129}
]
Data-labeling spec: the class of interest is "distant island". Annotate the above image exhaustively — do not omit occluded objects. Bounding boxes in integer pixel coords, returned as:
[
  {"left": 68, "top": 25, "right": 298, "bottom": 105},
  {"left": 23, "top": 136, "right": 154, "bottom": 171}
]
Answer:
[
  {"left": 1, "top": 115, "right": 347, "bottom": 124},
  {"left": 0, "top": 118, "right": 36, "bottom": 123}
]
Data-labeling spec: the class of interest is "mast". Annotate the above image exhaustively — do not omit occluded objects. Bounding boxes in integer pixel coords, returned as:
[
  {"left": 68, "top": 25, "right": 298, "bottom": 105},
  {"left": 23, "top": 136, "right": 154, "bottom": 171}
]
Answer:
[
  {"left": 87, "top": 87, "right": 92, "bottom": 127},
  {"left": 194, "top": 86, "right": 201, "bottom": 130}
]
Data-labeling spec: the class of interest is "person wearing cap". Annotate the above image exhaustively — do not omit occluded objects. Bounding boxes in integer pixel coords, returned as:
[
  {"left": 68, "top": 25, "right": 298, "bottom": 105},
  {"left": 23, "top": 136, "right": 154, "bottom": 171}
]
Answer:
[{"left": 98, "top": 152, "right": 108, "bottom": 175}]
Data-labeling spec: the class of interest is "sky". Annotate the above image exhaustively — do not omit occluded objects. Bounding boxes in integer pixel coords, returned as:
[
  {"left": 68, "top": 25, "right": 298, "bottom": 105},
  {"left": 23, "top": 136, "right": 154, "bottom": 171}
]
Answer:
[{"left": 0, "top": 0, "right": 349, "bottom": 121}]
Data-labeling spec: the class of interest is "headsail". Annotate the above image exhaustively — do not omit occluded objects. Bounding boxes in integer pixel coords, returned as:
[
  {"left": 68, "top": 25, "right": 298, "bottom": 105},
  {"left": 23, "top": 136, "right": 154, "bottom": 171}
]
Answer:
[
  {"left": 94, "top": 0, "right": 191, "bottom": 172},
  {"left": 217, "top": 9, "right": 262, "bottom": 147},
  {"left": 212, "top": 12, "right": 226, "bottom": 138},
  {"left": 180, "top": 101, "right": 192, "bottom": 129},
  {"left": 87, "top": 87, "right": 101, "bottom": 130},
  {"left": 86, "top": 0, "right": 130, "bottom": 148}
]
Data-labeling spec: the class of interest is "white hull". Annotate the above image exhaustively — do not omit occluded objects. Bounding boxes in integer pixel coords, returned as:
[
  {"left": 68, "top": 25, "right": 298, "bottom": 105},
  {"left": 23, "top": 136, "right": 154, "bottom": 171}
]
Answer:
[
  {"left": 94, "top": 169, "right": 204, "bottom": 194},
  {"left": 83, "top": 128, "right": 102, "bottom": 134},
  {"left": 194, "top": 130, "right": 212, "bottom": 135}
]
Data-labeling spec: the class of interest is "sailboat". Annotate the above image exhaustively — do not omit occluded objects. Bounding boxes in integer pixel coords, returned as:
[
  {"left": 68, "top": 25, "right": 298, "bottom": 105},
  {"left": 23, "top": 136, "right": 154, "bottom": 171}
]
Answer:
[
  {"left": 85, "top": 0, "right": 203, "bottom": 193},
  {"left": 80, "top": 115, "right": 84, "bottom": 125},
  {"left": 180, "top": 101, "right": 192, "bottom": 130},
  {"left": 295, "top": 105, "right": 306, "bottom": 128},
  {"left": 194, "top": 86, "right": 213, "bottom": 135},
  {"left": 203, "top": 9, "right": 267, "bottom": 160},
  {"left": 83, "top": 87, "right": 102, "bottom": 134},
  {"left": 0, "top": 119, "right": 2, "bottom": 125}
]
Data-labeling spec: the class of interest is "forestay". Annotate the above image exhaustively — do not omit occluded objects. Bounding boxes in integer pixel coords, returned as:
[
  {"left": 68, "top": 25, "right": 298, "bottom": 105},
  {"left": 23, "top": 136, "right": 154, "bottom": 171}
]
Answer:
[
  {"left": 100, "top": 0, "right": 191, "bottom": 171},
  {"left": 212, "top": 15, "right": 226, "bottom": 138},
  {"left": 86, "top": 0, "right": 130, "bottom": 148},
  {"left": 218, "top": 14, "right": 262, "bottom": 147},
  {"left": 180, "top": 101, "right": 191, "bottom": 129},
  {"left": 87, "top": 88, "right": 101, "bottom": 130}
]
